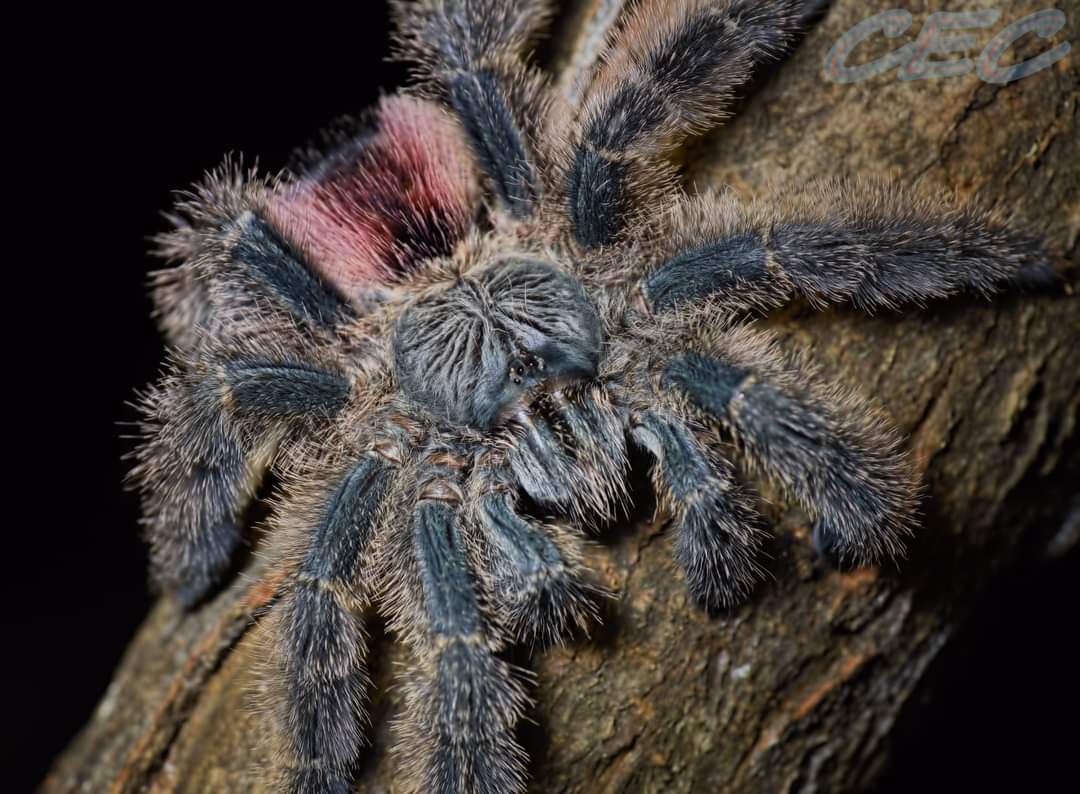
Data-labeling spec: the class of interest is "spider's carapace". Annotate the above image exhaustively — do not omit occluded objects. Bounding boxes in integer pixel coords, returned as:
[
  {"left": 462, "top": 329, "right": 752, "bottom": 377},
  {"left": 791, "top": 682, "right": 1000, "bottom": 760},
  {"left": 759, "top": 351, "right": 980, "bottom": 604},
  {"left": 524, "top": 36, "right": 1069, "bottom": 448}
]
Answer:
[{"left": 394, "top": 258, "right": 602, "bottom": 429}]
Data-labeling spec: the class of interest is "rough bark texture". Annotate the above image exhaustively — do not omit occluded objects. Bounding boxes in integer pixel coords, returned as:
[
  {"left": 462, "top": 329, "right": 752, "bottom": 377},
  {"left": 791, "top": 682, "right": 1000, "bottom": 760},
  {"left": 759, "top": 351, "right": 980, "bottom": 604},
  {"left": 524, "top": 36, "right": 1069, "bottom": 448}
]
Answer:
[{"left": 44, "top": 2, "right": 1078, "bottom": 792}]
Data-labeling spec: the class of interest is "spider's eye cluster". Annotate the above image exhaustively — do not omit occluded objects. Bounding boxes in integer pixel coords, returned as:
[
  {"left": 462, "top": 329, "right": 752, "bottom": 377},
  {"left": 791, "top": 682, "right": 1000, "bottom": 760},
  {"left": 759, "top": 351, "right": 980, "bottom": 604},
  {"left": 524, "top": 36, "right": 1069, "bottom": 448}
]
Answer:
[
  {"left": 393, "top": 259, "right": 602, "bottom": 430},
  {"left": 509, "top": 352, "right": 545, "bottom": 384}
]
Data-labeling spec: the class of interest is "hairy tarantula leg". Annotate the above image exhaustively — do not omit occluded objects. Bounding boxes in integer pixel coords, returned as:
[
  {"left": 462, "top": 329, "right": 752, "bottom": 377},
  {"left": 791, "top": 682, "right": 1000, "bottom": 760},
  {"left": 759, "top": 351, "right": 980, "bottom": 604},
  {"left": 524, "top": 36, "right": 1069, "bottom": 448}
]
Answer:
[
  {"left": 391, "top": 0, "right": 555, "bottom": 216},
  {"left": 224, "top": 360, "right": 352, "bottom": 420},
  {"left": 643, "top": 181, "right": 1060, "bottom": 314},
  {"left": 504, "top": 389, "right": 630, "bottom": 525},
  {"left": 131, "top": 354, "right": 352, "bottom": 606},
  {"left": 150, "top": 162, "right": 256, "bottom": 352},
  {"left": 225, "top": 211, "right": 358, "bottom": 329},
  {"left": 630, "top": 410, "right": 765, "bottom": 609},
  {"left": 472, "top": 459, "right": 600, "bottom": 647},
  {"left": 395, "top": 448, "right": 529, "bottom": 791},
  {"left": 550, "top": 387, "right": 631, "bottom": 522},
  {"left": 272, "top": 454, "right": 393, "bottom": 794},
  {"left": 132, "top": 377, "right": 258, "bottom": 607},
  {"left": 403, "top": 468, "right": 529, "bottom": 794},
  {"left": 664, "top": 327, "right": 918, "bottom": 565},
  {"left": 569, "top": 0, "right": 816, "bottom": 247},
  {"left": 155, "top": 220, "right": 350, "bottom": 354},
  {"left": 152, "top": 160, "right": 362, "bottom": 350},
  {"left": 506, "top": 411, "right": 580, "bottom": 513}
]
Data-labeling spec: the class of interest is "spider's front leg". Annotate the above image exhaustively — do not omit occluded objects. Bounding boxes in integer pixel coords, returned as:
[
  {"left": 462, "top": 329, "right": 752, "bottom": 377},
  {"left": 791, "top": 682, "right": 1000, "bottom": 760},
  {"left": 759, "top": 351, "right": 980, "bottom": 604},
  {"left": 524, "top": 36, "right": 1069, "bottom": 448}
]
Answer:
[
  {"left": 641, "top": 181, "right": 1059, "bottom": 315},
  {"left": 629, "top": 409, "right": 766, "bottom": 609},
  {"left": 654, "top": 321, "right": 918, "bottom": 566},
  {"left": 399, "top": 444, "right": 529, "bottom": 794},
  {"left": 267, "top": 442, "right": 397, "bottom": 794},
  {"left": 470, "top": 450, "right": 600, "bottom": 647}
]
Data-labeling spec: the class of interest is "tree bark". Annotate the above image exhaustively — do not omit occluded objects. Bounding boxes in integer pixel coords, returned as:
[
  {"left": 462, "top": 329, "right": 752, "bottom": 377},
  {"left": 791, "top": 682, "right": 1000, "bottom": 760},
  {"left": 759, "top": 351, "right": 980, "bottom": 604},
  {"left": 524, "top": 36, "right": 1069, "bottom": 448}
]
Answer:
[{"left": 44, "top": 2, "right": 1078, "bottom": 792}]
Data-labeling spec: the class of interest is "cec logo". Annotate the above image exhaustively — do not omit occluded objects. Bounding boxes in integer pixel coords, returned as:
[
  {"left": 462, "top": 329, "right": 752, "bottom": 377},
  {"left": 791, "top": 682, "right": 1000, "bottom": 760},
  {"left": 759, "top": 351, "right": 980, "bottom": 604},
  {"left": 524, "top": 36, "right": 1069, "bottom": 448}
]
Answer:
[{"left": 823, "top": 8, "right": 1071, "bottom": 84}]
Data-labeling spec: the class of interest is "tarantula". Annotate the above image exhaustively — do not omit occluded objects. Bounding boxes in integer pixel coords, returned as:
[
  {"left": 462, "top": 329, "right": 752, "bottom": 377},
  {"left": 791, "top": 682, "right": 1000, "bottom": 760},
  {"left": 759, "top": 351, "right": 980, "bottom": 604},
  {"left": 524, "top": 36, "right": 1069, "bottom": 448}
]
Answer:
[{"left": 131, "top": 1, "right": 1057, "bottom": 792}]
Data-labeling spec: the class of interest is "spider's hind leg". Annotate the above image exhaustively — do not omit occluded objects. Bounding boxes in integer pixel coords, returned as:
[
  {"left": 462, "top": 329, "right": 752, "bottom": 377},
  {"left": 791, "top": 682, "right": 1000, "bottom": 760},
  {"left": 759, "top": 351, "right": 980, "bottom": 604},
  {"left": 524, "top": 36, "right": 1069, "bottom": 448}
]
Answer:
[
  {"left": 134, "top": 164, "right": 361, "bottom": 608},
  {"left": 392, "top": 0, "right": 556, "bottom": 217},
  {"left": 661, "top": 322, "right": 918, "bottom": 566},
  {"left": 132, "top": 349, "right": 352, "bottom": 606},
  {"left": 568, "top": 0, "right": 818, "bottom": 247}
]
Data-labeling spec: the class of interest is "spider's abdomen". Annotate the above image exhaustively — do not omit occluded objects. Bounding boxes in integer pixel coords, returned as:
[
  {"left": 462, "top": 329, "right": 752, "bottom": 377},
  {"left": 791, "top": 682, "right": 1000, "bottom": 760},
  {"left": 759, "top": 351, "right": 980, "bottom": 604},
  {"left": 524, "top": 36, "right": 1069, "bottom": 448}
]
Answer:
[{"left": 393, "top": 259, "right": 602, "bottom": 430}]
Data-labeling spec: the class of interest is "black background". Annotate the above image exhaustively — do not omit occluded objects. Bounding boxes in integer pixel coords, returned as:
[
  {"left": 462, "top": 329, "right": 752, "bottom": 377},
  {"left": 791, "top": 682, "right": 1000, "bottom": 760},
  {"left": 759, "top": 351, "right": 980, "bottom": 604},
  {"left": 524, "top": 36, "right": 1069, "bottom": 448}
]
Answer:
[{"left": 8, "top": 6, "right": 1077, "bottom": 792}]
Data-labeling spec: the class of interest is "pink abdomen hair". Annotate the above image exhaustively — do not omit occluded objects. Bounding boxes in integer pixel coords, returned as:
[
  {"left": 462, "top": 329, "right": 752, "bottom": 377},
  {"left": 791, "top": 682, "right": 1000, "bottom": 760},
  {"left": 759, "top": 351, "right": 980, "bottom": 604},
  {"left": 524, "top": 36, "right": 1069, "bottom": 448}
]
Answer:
[{"left": 269, "top": 95, "right": 479, "bottom": 301}]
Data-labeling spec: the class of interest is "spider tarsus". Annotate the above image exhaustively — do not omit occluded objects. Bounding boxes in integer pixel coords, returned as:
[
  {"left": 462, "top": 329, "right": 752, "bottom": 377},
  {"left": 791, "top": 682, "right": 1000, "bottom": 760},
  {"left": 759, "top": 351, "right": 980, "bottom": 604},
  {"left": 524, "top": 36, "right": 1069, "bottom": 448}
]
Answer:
[
  {"left": 665, "top": 338, "right": 916, "bottom": 567},
  {"left": 161, "top": 521, "right": 242, "bottom": 609},
  {"left": 631, "top": 410, "right": 765, "bottom": 610},
  {"left": 280, "top": 765, "right": 354, "bottom": 794},
  {"left": 1007, "top": 257, "right": 1063, "bottom": 291},
  {"left": 797, "top": 0, "right": 833, "bottom": 25},
  {"left": 812, "top": 519, "right": 845, "bottom": 569},
  {"left": 502, "top": 571, "right": 599, "bottom": 647}
]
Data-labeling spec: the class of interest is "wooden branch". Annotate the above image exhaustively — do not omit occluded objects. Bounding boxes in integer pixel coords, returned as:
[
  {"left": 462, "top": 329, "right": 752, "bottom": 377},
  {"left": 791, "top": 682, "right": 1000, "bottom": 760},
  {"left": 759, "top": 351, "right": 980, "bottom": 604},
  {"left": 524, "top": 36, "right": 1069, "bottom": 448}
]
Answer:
[{"left": 44, "top": 2, "right": 1078, "bottom": 792}]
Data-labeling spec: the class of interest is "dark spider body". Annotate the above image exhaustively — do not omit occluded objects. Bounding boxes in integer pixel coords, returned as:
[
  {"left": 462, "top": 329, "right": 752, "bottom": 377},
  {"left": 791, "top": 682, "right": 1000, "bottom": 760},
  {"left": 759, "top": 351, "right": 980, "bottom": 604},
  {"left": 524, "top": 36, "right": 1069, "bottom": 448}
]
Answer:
[
  {"left": 131, "top": 1, "right": 1058, "bottom": 792},
  {"left": 395, "top": 258, "right": 604, "bottom": 430}
]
